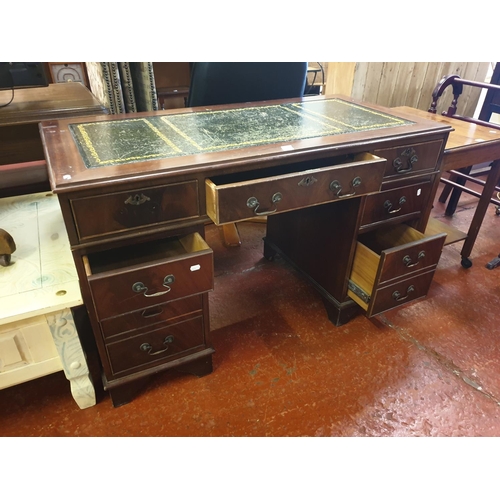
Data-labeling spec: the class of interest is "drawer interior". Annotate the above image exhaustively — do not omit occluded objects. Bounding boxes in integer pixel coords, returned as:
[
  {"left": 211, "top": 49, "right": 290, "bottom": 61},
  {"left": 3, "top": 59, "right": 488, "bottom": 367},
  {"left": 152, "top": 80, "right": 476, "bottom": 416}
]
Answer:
[
  {"left": 358, "top": 224, "right": 430, "bottom": 255},
  {"left": 207, "top": 153, "right": 354, "bottom": 186},
  {"left": 84, "top": 232, "right": 210, "bottom": 276}
]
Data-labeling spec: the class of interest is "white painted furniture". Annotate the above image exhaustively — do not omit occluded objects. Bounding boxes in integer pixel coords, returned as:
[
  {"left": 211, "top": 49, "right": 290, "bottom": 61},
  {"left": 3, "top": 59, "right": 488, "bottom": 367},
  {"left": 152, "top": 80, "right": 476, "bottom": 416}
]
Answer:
[{"left": 0, "top": 192, "right": 95, "bottom": 409}]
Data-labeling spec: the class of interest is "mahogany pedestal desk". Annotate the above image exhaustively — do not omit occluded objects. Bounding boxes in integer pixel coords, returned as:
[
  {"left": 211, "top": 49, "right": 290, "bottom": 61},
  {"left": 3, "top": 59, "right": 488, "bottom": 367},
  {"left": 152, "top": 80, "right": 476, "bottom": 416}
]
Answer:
[
  {"left": 39, "top": 95, "right": 453, "bottom": 406},
  {"left": 393, "top": 107, "right": 500, "bottom": 267}
]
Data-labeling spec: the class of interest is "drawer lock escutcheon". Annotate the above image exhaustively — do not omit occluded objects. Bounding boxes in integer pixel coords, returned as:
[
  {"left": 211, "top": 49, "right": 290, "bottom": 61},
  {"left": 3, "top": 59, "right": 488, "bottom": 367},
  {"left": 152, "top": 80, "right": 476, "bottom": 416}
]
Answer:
[
  {"left": 392, "top": 285, "right": 415, "bottom": 302},
  {"left": 247, "top": 192, "right": 282, "bottom": 216},
  {"left": 330, "top": 177, "right": 362, "bottom": 198},
  {"left": 298, "top": 175, "right": 318, "bottom": 187},
  {"left": 403, "top": 251, "right": 425, "bottom": 268},
  {"left": 124, "top": 193, "right": 151, "bottom": 206},
  {"left": 384, "top": 196, "right": 407, "bottom": 214},
  {"left": 140, "top": 335, "right": 174, "bottom": 355},
  {"left": 132, "top": 274, "right": 175, "bottom": 297}
]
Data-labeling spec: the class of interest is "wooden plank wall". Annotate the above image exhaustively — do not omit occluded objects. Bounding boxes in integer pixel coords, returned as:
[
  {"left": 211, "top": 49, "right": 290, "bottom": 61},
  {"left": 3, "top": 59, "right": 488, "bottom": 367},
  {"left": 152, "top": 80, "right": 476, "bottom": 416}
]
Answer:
[{"left": 325, "top": 62, "right": 491, "bottom": 116}]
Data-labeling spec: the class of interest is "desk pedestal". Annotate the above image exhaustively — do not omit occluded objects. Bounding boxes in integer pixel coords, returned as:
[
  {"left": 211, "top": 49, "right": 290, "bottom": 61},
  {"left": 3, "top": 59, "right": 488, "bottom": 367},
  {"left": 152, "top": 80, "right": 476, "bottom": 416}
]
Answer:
[{"left": 265, "top": 198, "right": 362, "bottom": 325}]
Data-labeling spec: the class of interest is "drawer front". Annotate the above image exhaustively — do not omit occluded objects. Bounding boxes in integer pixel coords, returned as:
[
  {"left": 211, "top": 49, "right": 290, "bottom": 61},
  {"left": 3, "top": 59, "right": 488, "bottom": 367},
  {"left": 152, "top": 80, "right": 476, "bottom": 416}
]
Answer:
[
  {"left": 206, "top": 153, "right": 386, "bottom": 225},
  {"left": 88, "top": 251, "right": 213, "bottom": 319},
  {"left": 360, "top": 181, "right": 431, "bottom": 228},
  {"left": 106, "top": 315, "right": 205, "bottom": 375},
  {"left": 377, "top": 233, "right": 445, "bottom": 284},
  {"left": 368, "top": 269, "right": 436, "bottom": 317},
  {"left": 100, "top": 294, "right": 203, "bottom": 340},
  {"left": 71, "top": 181, "right": 200, "bottom": 241},
  {"left": 373, "top": 139, "right": 443, "bottom": 180}
]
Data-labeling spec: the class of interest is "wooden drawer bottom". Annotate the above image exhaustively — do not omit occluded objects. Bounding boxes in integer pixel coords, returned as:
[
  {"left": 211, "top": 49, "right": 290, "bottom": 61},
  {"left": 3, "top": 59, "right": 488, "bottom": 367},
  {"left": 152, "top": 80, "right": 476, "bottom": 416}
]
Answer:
[{"left": 106, "top": 315, "right": 205, "bottom": 376}]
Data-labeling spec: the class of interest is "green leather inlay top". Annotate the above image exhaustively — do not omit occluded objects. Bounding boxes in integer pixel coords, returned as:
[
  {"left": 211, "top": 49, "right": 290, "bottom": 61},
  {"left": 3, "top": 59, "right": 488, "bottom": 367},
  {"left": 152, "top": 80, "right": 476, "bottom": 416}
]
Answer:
[{"left": 69, "top": 98, "right": 414, "bottom": 169}]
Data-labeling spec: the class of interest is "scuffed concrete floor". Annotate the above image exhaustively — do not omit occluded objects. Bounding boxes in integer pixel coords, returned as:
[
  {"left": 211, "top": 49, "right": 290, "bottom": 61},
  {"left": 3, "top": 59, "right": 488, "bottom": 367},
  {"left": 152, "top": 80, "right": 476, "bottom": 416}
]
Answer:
[{"left": 1, "top": 185, "right": 500, "bottom": 437}]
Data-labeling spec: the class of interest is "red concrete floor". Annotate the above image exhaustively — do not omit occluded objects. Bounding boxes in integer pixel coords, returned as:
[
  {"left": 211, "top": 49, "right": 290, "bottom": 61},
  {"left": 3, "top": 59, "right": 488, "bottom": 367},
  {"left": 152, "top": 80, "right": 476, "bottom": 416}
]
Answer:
[{"left": 1, "top": 183, "right": 500, "bottom": 438}]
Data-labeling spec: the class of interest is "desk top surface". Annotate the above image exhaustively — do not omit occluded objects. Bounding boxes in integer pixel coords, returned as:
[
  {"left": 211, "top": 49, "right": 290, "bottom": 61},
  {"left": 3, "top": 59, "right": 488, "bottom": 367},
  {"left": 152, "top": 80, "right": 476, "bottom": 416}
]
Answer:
[
  {"left": 0, "top": 82, "right": 106, "bottom": 127},
  {"left": 40, "top": 95, "right": 452, "bottom": 193},
  {"left": 69, "top": 98, "right": 415, "bottom": 170}
]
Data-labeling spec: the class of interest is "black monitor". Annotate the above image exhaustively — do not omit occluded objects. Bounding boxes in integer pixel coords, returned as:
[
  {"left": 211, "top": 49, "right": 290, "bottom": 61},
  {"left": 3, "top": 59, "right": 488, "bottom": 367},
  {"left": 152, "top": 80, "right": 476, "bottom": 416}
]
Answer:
[{"left": 0, "top": 62, "right": 49, "bottom": 90}]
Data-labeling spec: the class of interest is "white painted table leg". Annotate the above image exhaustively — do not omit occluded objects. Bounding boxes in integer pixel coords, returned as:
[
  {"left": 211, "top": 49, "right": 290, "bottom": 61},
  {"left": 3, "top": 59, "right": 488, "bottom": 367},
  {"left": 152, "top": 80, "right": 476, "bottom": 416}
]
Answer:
[{"left": 46, "top": 308, "right": 96, "bottom": 409}]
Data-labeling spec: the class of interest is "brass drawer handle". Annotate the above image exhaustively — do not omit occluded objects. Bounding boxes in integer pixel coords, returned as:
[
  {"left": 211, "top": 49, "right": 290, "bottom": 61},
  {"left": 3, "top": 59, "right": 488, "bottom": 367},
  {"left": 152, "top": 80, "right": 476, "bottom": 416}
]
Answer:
[
  {"left": 392, "top": 285, "right": 415, "bottom": 302},
  {"left": 330, "top": 176, "right": 362, "bottom": 198},
  {"left": 393, "top": 148, "right": 418, "bottom": 173},
  {"left": 393, "top": 158, "right": 413, "bottom": 173},
  {"left": 132, "top": 274, "right": 175, "bottom": 297},
  {"left": 140, "top": 335, "right": 174, "bottom": 355},
  {"left": 384, "top": 196, "right": 407, "bottom": 214},
  {"left": 247, "top": 192, "right": 282, "bottom": 216},
  {"left": 403, "top": 251, "right": 425, "bottom": 268},
  {"left": 125, "top": 193, "right": 151, "bottom": 205}
]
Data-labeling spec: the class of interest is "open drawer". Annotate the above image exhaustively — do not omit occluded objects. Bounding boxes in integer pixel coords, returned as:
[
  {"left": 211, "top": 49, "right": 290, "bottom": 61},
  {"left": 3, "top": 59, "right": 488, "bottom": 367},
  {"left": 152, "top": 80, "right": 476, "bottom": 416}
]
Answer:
[
  {"left": 83, "top": 232, "right": 213, "bottom": 320},
  {"left": 206, "top": 152, "right": 387, "bottom": 225},
  {"left": 348, "top": 224, "right": 446, "bottom": 317}
]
